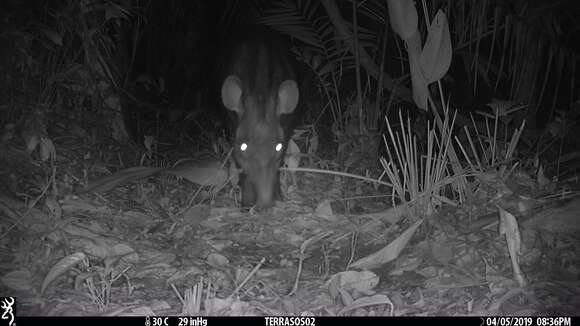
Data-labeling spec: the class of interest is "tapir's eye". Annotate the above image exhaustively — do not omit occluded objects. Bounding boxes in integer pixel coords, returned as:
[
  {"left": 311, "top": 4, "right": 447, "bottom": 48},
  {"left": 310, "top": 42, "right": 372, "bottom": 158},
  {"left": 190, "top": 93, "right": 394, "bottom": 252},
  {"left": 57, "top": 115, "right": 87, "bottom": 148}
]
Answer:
[
  {"left": 275, "top": 143, "right": 283, "bottom": 152},
  {"left": 240, "top": 143, "right": 248, "bottom": 152}
]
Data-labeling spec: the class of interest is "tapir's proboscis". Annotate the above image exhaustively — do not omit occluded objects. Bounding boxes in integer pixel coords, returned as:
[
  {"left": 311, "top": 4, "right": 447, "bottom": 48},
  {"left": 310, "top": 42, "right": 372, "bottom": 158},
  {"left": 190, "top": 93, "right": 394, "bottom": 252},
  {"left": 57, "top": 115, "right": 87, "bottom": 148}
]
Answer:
[{"left": 221, "top": 39, "right": 299, "bottom": 209}]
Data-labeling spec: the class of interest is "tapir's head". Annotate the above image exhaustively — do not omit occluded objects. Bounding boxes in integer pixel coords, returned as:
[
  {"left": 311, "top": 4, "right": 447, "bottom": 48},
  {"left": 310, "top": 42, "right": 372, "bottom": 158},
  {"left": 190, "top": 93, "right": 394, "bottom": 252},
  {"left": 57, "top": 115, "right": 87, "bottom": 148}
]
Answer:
[{"left": 221, "top": 75, "right": 299, "bottom": 208}]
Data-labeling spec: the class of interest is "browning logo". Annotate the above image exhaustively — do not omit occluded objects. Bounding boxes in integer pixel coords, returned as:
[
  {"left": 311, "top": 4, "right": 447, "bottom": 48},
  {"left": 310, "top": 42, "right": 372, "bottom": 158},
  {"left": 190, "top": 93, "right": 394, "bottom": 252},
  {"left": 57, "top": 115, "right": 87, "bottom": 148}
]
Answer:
[{"left": 0, "top": 297, "right": 15, "bottom": 326}]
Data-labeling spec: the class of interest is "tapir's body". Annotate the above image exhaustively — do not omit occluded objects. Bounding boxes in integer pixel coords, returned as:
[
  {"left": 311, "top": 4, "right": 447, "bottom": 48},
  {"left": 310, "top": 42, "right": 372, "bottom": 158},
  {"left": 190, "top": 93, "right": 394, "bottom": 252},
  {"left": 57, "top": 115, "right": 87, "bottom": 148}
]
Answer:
[{"left": 220, "top": 32, "right": 299, "bottom": 208}]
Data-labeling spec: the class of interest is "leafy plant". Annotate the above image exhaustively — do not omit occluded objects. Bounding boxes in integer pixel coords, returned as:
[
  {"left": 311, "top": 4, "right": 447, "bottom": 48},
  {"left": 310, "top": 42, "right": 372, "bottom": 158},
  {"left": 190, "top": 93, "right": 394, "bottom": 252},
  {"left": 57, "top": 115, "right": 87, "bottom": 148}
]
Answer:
[
  {"left": 456, "top": 99, "right": 527, "bottom": 175},
  {"left": 380, "top": 108, "right": 458, "bottom": 219}
]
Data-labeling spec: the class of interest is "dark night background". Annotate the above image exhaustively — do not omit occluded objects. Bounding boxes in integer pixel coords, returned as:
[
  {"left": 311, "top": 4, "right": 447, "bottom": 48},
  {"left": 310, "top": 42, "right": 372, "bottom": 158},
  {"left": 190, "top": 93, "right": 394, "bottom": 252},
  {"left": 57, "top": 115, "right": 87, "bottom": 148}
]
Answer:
[{"left": 2, "top": 0, "right": 580, "bottom": 149}]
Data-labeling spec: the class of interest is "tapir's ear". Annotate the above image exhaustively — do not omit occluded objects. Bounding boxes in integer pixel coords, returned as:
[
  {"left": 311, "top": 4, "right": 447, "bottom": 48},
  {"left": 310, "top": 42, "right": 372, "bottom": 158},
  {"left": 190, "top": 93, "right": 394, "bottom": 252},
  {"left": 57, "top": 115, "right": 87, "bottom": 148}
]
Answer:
[
  {"left": 278, "top": 80, "right": 299, "bottom": 115},
  {"left": 221, "top": 75, "right": 243, "bottom": 114}
]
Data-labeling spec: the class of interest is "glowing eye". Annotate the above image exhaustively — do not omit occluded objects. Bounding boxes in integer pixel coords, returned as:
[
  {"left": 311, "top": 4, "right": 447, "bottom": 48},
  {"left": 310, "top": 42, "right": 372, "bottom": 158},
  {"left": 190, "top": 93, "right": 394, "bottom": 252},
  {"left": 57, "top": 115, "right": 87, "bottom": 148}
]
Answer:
[
  {"left": 275, "top": 143, "right": 283, "bottom": 152},
  {"left": 240, "top": 143, "right": 247, "bottom": 151}
]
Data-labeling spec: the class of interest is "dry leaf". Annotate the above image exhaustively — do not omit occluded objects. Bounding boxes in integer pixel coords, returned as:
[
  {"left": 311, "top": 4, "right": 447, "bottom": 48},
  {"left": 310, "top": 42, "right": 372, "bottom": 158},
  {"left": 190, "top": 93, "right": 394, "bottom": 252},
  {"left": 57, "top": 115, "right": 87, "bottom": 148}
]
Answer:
[
  {"left": 351, "top": 219, "right": 423, "bottom": 269},
  {"left": 41, "top": 252, "right": 87, "bottom": 294}
]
